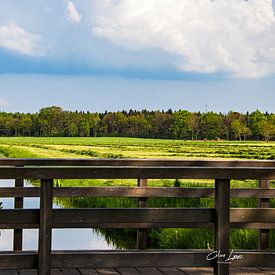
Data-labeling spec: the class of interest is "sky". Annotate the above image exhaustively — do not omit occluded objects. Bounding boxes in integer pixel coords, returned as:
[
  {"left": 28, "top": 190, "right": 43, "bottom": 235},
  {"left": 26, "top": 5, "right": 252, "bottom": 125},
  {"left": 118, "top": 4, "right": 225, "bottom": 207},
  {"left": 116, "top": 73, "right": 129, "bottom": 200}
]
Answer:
[{"left": 0, "top": 0, "right": 275, "bottom": 113}]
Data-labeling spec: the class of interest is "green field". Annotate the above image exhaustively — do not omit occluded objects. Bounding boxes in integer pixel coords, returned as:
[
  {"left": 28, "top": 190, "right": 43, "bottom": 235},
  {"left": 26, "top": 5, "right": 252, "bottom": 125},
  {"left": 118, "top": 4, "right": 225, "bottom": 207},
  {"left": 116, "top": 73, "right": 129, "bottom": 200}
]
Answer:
[
  {"left": 0, "top": 137, "right": 275, "bottom": 249},
  {"left": 0, "top": 137, "right": 275, "bottom": 159}
]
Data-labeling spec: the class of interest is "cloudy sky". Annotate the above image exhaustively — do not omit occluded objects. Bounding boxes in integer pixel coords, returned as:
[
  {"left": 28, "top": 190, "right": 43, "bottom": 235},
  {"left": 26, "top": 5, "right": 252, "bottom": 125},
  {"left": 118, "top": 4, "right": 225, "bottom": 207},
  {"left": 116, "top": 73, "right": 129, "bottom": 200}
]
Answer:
[{"left": 0, "top": 0, "right": 275, "bottom": 113}]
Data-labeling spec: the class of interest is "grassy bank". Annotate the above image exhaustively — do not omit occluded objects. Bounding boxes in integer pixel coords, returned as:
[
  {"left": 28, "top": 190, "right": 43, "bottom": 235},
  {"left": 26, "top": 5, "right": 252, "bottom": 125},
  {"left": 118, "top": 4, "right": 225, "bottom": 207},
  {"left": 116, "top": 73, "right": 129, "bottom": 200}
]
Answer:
[{"left": 0, "top": 137, "right": 274, "bottom": 249}]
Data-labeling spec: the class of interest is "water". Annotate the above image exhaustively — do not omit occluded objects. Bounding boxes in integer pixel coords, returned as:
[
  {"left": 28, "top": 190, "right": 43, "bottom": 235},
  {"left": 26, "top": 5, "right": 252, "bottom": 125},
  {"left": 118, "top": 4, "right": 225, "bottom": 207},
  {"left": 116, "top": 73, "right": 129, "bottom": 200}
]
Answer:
[{"left": 0, "top": 180, "right": 115, "bottom": 251}]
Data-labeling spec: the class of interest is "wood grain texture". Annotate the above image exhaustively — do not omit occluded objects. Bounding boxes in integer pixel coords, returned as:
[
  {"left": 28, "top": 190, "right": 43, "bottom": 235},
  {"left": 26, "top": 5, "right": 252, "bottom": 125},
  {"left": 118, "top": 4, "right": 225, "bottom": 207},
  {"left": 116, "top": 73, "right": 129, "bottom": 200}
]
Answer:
[
  {"left": 214, "top": 179, "right": 230, "bottom": 275},
  {"left": 50, "top": 250, "right": 213, "bottom": 268},
  {"left": 1, "top": 250, "right": 275, "bottom": 269},
  {"left": 0, "top": 158, "right": 274, "bottom": 167},
  {"left": 0, "top": 166, "right": 274, "bottom": 180},
  {"left": 14, "top": 176, "right": 24, "bottom": 251},
  {"left": 52, "top": 208, "right": 215, "bottom": 228},
  {"left": 137, "top": 179, "right": 148, "bottom": 250},
  {"left": 258, "top": 180, "right": 270, "bottom": 250},
  {"left": 2, "top": 186, "right": 275, "bottom": 199},
  {"left": 0, "top": 209, "right": 39, "bottom": 228},
  {"left": 38, "top": 179, "right": 53, "bottom": 275},
  {"left": 2, "top": 208, "right": 275, "bottom": 229}
]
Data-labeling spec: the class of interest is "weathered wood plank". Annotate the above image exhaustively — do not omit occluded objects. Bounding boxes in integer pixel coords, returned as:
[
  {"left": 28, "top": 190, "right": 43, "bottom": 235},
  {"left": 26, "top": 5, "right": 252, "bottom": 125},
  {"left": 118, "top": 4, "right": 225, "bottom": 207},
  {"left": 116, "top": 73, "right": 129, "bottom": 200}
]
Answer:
[
  {"left": 78, "top": 268, "right": 98, "bottom": 275},
  {"left": 258, "top": 267, "right": 275, "bottom": 274},
  {"left": 239, "top": 267, "right": 268, "bottom": 274},
  {"left": 64, "top": 187, "right": 272, "bottom": 199},
  {"left": 0, "top": 166, "right": 274, "bottom": 180},
  {"left": 0, "top": 270, "right": 18, "bottom": 275},
  {"left": 0, "top": 158, "right": 274, "bottom": 167},
  {"left": 0, "top": 209, "right": 39, "bottom": 228},
  {"left": 137, "top": 179, "right": 148, "bottom": 250},
  {"left": 14, "top": 177, "right": 24, "bottom": 251},
  {"left": 3, "top": 186, "right": 275, "bottom": 199},
  {"left": 59, "top": 269, "right": 81, "bottom": 275},
  {"left": 57, "top": 187, "right": 210, "bottom": 198},
  {"left": 231, "top": 188, "right": 275, "bottom": 199},
  {"left": 18, "top": 270, "right": 37, "bottom": 275},
  {"left": 0, "top": 252, "right": 37, "bottom": 269},
  {"left": 95, "top": 268, "right": 120, "bottom": 274},
  {"left": 178, "top": 267, "right": 213, "bottom": 274},
  {"left": 230, "top": 208, "right": 275, "bottom": 223},
  {"left": 52, "top": 208, "right": 215, "bottom": 228},
  {"left": 214, "top": 179, "right": 230, "bottom": 275},
  {"left": 136, "top": 267, "right": 163, "bottom": 275},
  {"left": 258, "top": 180, "right": 270, "bottom": 250},
  {"left": 50, "top": 250, "right": 212, "bottom": 268},
  {"left": 230, "top": 223, "right": 275, "bottom": 229},
  {"left": 116, "top": 268, "right": 140, "bottom": 275},
  {"left": 2, "top": 208, "right": 275, "bottom": 229},
  {"left": 230, "top": 251, "right": 275, "bottom": 267},
  {"left": 38, "top": 179, "right": 54, "bottom": 275},
  {"left": 50, "top": 270, "right": 64, "bottom": 275},
  {"left": 13, "top": 268, "right": 275, "bottom": 275},
  {"left": 158, "top": 267, "right": 186, "bottom": 274},
  {"left": 1, "top": 250, "right": 275, "bottom": 269},
  {"left": 0, "top": 187, "right": 40, "bottom": 197},
  {"left": 2, "top": 187, "right": 275, "bottom": 199}
]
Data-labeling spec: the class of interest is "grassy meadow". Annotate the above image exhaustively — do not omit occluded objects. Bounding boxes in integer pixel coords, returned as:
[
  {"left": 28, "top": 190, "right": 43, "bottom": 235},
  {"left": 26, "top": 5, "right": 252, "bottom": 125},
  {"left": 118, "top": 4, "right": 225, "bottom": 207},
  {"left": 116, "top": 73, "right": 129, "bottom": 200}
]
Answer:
[
  {"left": 0, "top": 137, "right": 275, "bottom": 249},
  {"left": 0, "top": 136, "right": 275, "bottom": 159}
]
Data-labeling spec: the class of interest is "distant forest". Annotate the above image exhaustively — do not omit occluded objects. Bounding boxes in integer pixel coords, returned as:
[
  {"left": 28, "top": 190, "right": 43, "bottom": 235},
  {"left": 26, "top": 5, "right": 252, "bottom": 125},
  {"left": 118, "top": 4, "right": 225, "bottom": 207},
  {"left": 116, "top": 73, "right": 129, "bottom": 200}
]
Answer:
[{"left": 0, "top": 106, "right": 274, "bottom": 141}]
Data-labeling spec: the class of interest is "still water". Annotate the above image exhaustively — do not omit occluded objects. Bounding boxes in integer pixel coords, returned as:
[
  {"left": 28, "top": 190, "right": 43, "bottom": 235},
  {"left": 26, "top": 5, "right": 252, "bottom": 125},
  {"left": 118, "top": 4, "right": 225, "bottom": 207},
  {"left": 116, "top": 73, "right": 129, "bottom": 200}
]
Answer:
[{"left": 0, "top": 180, "right": 115, "bottom": 251}]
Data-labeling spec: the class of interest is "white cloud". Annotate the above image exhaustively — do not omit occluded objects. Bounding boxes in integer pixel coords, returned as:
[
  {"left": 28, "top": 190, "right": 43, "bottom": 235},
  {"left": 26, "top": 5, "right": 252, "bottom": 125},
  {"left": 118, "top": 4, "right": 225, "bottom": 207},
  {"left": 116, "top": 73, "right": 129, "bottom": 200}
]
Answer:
[
  {"left": 0, "top": 22, "right": 45, "bottom": 56},
  {"left": 66, "top": 1, "right": 82, "bottom": 24},
  {"left": 92, "top": 0, "right": 275, "bottom": 78}
]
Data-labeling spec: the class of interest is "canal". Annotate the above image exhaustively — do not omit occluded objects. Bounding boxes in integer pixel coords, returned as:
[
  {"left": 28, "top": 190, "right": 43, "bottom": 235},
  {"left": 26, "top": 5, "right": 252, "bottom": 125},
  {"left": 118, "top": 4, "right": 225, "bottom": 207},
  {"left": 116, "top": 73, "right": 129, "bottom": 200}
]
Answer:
[{"left": 0, "top": 180, "right": 116, "bottom": 251}]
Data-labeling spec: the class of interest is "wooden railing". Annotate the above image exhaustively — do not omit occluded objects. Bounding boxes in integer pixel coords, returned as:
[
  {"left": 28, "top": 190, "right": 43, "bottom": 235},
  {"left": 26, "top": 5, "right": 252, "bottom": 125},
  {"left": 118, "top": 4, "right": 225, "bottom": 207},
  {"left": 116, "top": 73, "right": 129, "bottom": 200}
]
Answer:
[{"left": 0, "top": 159, "right": 275, "bottom": 275}]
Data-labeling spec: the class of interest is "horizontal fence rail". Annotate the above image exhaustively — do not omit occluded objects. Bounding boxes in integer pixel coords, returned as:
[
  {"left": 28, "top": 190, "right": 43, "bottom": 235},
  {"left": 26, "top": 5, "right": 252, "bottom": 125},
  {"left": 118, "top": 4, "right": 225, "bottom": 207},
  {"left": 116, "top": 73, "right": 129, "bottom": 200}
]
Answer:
[
  {"left": 0, "top": 158, "right": 275, "bottom": 167},
  {"left": 0, "top": 166, "right": 275, "bottom": 179},
  {"left": 0, "top": 158, "right": 275, "bottom": 275},
  {"left": 2, "top": 208, "right": 275, "bottom": 229},
  {"left": 1, "top": 186, "right": 275, "bottom": 198}
]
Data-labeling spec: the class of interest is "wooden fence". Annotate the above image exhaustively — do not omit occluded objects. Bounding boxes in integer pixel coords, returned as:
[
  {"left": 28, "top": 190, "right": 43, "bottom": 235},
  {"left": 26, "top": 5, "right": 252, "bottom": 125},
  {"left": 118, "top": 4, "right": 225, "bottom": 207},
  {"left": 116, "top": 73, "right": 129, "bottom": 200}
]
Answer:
[{"left": 0, "top": 159, "right": 275, "bottom": 275}]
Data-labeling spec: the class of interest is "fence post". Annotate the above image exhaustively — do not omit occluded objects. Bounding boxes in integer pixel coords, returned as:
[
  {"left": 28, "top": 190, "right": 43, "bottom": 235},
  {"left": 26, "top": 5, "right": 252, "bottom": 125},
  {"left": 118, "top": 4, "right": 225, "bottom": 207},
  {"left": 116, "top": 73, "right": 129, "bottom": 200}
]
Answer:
[
  {"left": 14, "top": 165, "right": 24, "bottom": 251},
  {"left": 38, "top": 179, "right": 53, "bottom": 275},
  {"left": 137, "top": 178, "right": 148, "bottom": 249},
  {"left": 258, "top": 179, "right": 270, "bottom": 250},
  {"left": 214, "top": 179, "right": 230, "bottom": 275}
]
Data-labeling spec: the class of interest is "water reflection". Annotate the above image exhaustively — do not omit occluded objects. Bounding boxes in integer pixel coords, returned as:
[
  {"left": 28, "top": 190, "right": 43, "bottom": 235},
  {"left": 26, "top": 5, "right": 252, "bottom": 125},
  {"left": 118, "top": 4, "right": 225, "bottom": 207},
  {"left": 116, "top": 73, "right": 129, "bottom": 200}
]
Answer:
[{"left": 0, "top": 180, "right": 115, "bottom": 251}]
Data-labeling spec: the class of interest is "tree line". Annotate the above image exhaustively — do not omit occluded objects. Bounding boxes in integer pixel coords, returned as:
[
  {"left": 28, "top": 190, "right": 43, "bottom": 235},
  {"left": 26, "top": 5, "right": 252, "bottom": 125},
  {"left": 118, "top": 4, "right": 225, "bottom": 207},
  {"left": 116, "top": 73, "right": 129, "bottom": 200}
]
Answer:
[{"left": 0, "top": 106, "right": 274, "bottom": 141}]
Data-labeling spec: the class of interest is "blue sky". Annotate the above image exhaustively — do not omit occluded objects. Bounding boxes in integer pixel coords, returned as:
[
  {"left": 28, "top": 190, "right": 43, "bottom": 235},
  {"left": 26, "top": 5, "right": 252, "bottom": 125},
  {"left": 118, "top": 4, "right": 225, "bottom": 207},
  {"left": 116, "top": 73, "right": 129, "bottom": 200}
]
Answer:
[{"left": 0, "top": 1, "right": 275, "bottom": 113}]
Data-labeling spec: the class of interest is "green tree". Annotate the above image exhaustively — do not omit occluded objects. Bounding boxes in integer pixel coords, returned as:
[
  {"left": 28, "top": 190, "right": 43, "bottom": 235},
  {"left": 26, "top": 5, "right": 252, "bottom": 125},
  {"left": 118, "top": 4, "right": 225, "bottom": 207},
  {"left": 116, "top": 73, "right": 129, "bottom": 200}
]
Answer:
[
  {"left": 66, "top": 122, "right": 78, "bottom": 137},
  {"left": 259, "top": 119, "right": 275, "bottom": 141},
  {"left": 151, "top": 112, "right": 172, "bottom": 139},
  {"left": 249, "top": 110, "right": 267, "bottom": 139},
  {"left": 103, "top": 112, "right": 128, "bottom": 136},
  {"left": 127, "top": 114, "right": 150, "bottom": 137},
  {"left": 199, "top": 112, "right": 223, "bottom": 140},
  {"left": 78, "top": 119, "right": 90, "bottom": 137},
  {"left": 171, "top": 110, "right": 191, "bottom": 139},
  {"left": 87, "top": 113, "right": 101, "bottom": 137},
  {"left": 19, "top": 114, "right": 32, "bottom": 136},
  {"left": 38, "top": 106, "right": 64, "bottom": 136},
  {"left": 231, "top": 119, "right": 250, "bottom": 141},
  {"left": 186, "top": 113, "right": 199, "bottom": 140}
]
